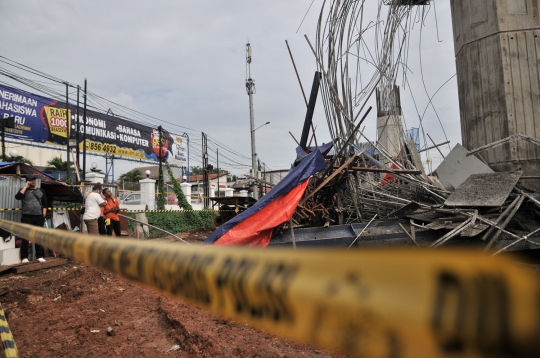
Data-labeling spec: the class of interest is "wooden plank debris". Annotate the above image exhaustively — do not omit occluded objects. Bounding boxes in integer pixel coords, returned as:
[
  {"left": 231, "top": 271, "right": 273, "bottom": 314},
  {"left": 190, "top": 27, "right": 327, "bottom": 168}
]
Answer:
[
  {"left": 13, "top": 258, "right": 68, "bottom": 274},
  {"left": 398, "top": 223, "right": 419, "bottom": 246}
]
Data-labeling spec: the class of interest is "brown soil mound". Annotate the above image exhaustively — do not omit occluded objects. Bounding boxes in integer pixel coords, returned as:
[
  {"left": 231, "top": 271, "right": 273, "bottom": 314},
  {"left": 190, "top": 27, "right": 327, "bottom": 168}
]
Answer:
[{"left": 0, "top": 261, "right": 350, "bottom": 357}]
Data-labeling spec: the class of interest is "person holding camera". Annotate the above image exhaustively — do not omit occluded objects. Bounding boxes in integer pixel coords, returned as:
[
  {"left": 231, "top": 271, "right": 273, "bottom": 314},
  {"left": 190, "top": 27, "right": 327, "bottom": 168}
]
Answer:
[
  {"left": 14, "top": 174, "right": 48, "bottom": 263},
  {"left": 103, "top": 188, "right": 121, "bottom": 237}
]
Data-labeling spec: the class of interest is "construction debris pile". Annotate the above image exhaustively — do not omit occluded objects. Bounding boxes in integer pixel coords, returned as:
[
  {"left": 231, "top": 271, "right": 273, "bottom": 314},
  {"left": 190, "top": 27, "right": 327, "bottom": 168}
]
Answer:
[
  {"left": 274, "top": 137, "right": 540, "bottom": 253},
  {"left": 270, "top": 1, "right": 540, "bottom": 253}
]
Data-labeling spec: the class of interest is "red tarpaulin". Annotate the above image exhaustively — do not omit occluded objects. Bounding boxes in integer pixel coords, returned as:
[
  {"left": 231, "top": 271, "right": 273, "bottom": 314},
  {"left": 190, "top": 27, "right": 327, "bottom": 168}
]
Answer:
[{"left": 214, "top": 180, "right": 309, "bottom": 246}]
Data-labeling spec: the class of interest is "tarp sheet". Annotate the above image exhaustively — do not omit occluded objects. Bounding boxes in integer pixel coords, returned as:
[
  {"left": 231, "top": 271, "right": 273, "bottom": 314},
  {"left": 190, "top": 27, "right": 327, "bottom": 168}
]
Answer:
[
  {"left": 294, "top": 142, "right": 333, "bottom": 164},
  {"left": 205, "top": 150, "right": 327, "bottom": 245}
]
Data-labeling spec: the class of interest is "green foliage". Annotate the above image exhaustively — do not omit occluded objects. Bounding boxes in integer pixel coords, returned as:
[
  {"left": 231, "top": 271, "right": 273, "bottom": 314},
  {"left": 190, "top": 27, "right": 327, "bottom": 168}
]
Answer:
[
  {"left": 190, "top": 166, "right": 229, "bottom": 176},
  {"left": 10, "top": 155, "right": 34, "bottom": 166},
  {"left": 163, "top": 161, "right": 208, "bottom": 229},
  {"left": 126, "top": 211, "right": 212, "bottom": 238},
  {"left": 144, "top": 211, "right": 213, "bottom": 238},
  {"left": 45, "top": 156, "right": 79, "bottom": 172},
  {"left": 118, "top": 169, "right": 143, "bottom": 182},
  {"left": 157, "top": 167, "right": 166, "bottom": 210},
  {"left": 165, "top": 161, "right": 192, "bottom": 210}
]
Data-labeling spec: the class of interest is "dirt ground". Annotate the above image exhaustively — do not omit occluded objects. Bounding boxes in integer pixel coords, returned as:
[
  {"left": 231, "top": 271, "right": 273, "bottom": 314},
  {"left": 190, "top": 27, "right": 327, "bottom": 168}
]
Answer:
[{"left": 0, "top": 229, "right": 351, "bottom": 358}]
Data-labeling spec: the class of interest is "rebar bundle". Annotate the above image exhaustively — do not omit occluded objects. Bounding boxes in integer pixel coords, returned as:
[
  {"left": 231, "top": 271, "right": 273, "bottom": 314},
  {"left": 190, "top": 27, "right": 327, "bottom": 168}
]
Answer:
[{"left": 292, "top": 1, "right": 449, "bottom": 226}]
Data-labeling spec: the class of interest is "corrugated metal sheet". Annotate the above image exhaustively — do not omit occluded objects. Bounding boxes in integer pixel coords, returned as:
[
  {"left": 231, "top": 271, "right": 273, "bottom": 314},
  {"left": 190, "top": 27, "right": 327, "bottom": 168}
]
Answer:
[{"left": 0, "top": 176, "right": 33, "bottom": 223}]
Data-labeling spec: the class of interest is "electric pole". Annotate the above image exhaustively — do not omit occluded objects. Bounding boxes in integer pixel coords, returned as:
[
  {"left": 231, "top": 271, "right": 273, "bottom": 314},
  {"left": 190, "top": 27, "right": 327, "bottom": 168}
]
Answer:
[
  {"left": 65, "top": 82, "right": 70, "bottom": 181},
  {"left": 83, "top": 78, "right": 87, "bottom": 180},
  {"left": 76, "top": 85, "right": 80, "bottom": 173},
  {"left": 246, "top": 43, "right": 258, "bottom": 200}
]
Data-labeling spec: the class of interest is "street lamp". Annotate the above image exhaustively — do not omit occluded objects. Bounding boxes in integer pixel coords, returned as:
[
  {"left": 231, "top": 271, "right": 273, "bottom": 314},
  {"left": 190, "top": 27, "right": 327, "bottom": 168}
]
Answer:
[
  {"left": 9, "top": 149, "right": 18, "bottom": 160},
  {"left": 145, "top": 170, "right": 151, "bottom": 178},
  {"left": 252, "top": 121, "right": 270, "bottom": 133}
]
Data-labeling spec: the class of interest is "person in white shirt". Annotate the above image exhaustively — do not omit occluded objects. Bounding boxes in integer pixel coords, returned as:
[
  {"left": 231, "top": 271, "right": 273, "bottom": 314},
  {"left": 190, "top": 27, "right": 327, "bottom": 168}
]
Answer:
[{"left": 83, "top": 184, "right": 107, "bottom": 235}]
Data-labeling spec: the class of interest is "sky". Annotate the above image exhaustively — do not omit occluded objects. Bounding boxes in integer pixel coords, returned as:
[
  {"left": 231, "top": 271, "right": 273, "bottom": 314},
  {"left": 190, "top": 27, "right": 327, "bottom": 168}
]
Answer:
[{"left": 0, "top": 1, "right": 459, "bottom": 178}]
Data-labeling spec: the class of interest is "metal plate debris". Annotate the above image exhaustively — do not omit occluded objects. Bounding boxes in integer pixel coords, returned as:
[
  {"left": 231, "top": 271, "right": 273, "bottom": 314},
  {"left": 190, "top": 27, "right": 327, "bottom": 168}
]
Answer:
[
  {"left": 387, "top": 202, "right": 421, "bottom": 218},
  {"left": 433, "top": 143, "right": 493, "bottom": 191},
  {"left": 444, "top": 172, "right": 523, "bottom": 207}
]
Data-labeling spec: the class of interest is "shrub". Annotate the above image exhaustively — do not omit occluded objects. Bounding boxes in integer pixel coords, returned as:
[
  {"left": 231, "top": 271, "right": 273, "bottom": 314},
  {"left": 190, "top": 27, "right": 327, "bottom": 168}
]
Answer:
[{"left": 127, "top": 211, "right": 213, "bottom": 238}]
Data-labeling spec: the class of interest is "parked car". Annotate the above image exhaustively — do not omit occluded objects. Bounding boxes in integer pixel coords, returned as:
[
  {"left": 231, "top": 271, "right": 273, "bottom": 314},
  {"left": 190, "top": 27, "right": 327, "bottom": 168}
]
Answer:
[
  {"left": 121, "top": 193, "right": 141, "bottom": 205},
  {"left": 167, "top": 194, "right": 178, "bottom": 205}
]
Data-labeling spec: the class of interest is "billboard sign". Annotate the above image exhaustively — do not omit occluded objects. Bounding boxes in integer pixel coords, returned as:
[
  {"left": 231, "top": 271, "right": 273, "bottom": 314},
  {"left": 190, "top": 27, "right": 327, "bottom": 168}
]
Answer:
[{"left": 0, "top": 84, "right": 188, "bottom": 166}]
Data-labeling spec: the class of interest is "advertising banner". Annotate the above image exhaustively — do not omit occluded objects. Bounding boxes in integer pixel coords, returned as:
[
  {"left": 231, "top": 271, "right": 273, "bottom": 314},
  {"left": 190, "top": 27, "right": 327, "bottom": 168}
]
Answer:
[{"left": 0, "top": 84, "right": 188, "bottom": 166}]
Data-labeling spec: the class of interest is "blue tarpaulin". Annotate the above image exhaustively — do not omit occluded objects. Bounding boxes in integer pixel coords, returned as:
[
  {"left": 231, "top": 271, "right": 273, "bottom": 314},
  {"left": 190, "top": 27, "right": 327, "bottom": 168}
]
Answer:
[{"left": 205, "top": 149, "right": 327, "bottom": 245}]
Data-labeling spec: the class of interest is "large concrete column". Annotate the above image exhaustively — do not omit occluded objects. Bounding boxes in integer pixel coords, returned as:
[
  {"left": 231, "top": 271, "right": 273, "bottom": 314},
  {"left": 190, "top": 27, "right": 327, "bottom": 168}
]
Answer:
[
  {"left": 450, "top": 0, "right": 540, "bottom": 187},
  {"left": 139, "top": 178, "right": 156, "bottom": 210},
  {"left": 376, "top": 85, "right": 405, "bottom": 165}
]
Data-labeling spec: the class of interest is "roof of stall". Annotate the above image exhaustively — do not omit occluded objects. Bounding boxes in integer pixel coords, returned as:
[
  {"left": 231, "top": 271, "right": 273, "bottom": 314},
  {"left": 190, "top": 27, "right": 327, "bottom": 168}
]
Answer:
[{"left": 0, "top": 162, "right": 83, "bottom": 202}]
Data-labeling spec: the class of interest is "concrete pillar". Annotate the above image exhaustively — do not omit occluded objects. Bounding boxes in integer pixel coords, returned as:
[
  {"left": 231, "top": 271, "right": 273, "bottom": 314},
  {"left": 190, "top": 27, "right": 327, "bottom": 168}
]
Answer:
[
  {"left": 375, "top": 85, "right": 404, "bottom": 166},
  {"left": 86, "top": 172, "right": 105, "bottom": 184},
  {"left": 139, "top": 178, "right": 156, "bottom": 210},
  {"left": 450, "top": 0, "right": 540, "bottom": 188},
  {"left": 180, "top": 182, "right": 191, "bottom": 197},
  {"left": 209, "top": 185, "right": 216, "bottom": 198},
  {"left": 240, "top": 190, "right": 248, "bottom": 197},
  {"left": 135, "top": 213, "right": 149, "bottom": 238},
  {"left": 224, "top": 188, "right": 234, "bottom": 197}
]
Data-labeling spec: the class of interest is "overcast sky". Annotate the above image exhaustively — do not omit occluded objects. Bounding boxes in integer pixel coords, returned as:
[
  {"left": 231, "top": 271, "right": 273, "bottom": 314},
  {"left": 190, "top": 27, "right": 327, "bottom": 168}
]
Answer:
[{"left": 0, "top": 1, "right": 459, "bottom": 177}]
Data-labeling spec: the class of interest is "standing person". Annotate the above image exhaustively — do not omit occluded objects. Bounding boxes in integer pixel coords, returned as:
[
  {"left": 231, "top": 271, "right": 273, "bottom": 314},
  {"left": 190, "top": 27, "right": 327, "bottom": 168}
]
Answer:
[
  {"left": 15, "top": 174, "right": 48, "bottom": 263},
  {"left": 83, "top": 184, "right": 107, "bottom": 235},
  {"left": 103, "top": 188, "right": 121, "bottom": 237},
  {"left": 98, "top": 205, "right": 107, "bottom": 236}
]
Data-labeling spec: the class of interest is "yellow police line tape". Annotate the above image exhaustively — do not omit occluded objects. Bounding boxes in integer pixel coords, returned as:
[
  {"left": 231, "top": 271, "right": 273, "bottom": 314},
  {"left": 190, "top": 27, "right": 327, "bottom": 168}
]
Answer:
[
  {"left": 0, "top": 208, "right": 236, "bottom": 213},
  {"left": 0, "top": 302, "right": 18, "bottom": 358},
  {"left": 0, "top": 219, "right": 539, "bottom": 358}
]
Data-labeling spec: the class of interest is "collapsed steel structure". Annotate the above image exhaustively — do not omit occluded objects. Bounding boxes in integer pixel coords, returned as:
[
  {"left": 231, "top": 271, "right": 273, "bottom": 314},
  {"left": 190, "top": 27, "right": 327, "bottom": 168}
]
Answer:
[{"left": 272, "top": 1, "right": 540, "bottom": 253}]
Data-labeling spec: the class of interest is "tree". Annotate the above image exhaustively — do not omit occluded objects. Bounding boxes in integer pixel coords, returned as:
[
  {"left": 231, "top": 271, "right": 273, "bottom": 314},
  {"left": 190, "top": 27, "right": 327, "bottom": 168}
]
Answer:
[
  {"left": 45, "top": 156, "right": 79, "bottom": 172},
  {"left": 190, "top": 166, "right": 230, "bottom": 176},
  {"left": 190, "top": 166, "right": 204, "bottom": 175},
  {"left": 9, "top": 155, "right": 34, "bottom": 166},
  {"left": 118, "top": 169, "right": 143, "bottom": 183}
]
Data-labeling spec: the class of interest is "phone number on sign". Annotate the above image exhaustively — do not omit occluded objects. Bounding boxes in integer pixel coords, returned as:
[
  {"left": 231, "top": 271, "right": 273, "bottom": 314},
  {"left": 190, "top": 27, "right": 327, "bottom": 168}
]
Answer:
[{"left": 85, "top": 142, "right": 117, "bottom": 154}]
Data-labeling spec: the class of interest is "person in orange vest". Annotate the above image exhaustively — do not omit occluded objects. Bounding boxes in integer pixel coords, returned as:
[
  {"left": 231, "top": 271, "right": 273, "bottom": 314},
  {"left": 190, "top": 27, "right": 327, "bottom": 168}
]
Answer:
[
  {"left": 102, "top": 188, "right": 121, "bottom": 237},
  {"left": 98, "top": 205, "right": 107, "bottom": 236}
]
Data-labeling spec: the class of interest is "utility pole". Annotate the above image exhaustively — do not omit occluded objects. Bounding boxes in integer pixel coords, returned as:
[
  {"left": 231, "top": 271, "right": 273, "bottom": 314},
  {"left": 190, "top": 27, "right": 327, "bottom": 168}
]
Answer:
[
  {"left": 65, "top": 82, "right": 71, "bottom": 181},
  {"left": 216, "top": 148, "right": 219, "bottom": 197},
  {"left": 202, "top": 133, "right": 209, "bottom": 208},
  {"left": 83, "top": 78, "right": 87, "bottom": 180},
  {"left": 158, "top": 125, "right": 163, "bottom": 184},
  {"left": 1, "top": 117, "right": 15, "bottom": 161},
  {"left": 246, "top": 43, "right": 258, "bottom": 199},
  {"left": 76, "top": 85, "right": 80, "bottom": 172}
]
